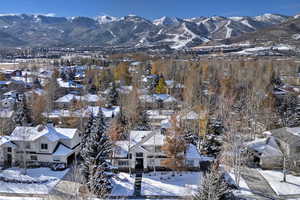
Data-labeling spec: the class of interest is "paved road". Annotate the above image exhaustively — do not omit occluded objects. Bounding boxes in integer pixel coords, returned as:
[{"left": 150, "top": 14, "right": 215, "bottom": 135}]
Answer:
[
  {"left": 241, "top": 168, "right": 281, "bottom": 200},
  {"left": 133, "top": 173, "right": 143, "bottom": 196}
]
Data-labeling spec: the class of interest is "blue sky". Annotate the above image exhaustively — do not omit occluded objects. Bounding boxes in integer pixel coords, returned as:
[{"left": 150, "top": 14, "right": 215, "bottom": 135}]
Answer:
[{"left": 0, "top": 0, "right": 299, "bottom": 19}]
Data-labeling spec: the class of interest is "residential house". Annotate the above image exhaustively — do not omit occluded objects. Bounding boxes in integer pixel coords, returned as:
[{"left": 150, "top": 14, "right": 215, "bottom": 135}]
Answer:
[
  {"left": 55, "top": 93, "right": 104, "bottom": 109},
  {"left": 43, "top": 106, "right": 120, "bottom": 126},
  {"left": 0, "top": 124, "right": 81, "bottom": 168},
  {"left": 112, "top": 130, "right": 205, "bottom": 172},
  {"left": 139, "top": 94, "right": 178, "bottom": 109},
  {"left": 0, "top": 136, "right": 16, "bottom": 167},
  {"left": 268, "top": 127, "right": 300, "bottom": 171},
  {"left": 247, "top": 136, "right": 283, "bottom": 169},
  {"left": 146, "top": 109, "right": 174, "bottom": 128},
  {"left": 0, "top": 109, "right": 15, "bottom": 135}
]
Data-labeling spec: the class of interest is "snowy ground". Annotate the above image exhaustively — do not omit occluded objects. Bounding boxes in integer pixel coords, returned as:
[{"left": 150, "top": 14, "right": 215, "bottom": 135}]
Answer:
[
  {"left": 0, "top": 167, "right": 69, "bottom": 194},
  {"left": 141, "top": 171, "right": 202, "bottom": 196},
  {"left": 111, "top": 171, "right": 202, "bottom": 197},
  {"left": 258, "top": 169, "right": 300, "bottom": 195},
  {"left": 0, "top": 197, "right": 43, "bottom": 200},
  {"left": 225, "top": 172, "right": 253, "bottom": 196},
  {"left": 111, "top": 172, "right": 135, "bottom": 196}
]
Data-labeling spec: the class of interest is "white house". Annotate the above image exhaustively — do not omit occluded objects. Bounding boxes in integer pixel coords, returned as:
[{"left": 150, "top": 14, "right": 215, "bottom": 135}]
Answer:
[
  {"left": 0, "top": 124, "right": 81, "bottom": 168},
  {"left": 247, "top": 136, "right": 283, "bottom": 169},
  {"left": 112, "top": 130, "right": 204, "bottom": 172},
  {"left": 0, "top": 136, "right": 16, "bottom": 167},
  {"left": 55, "top": 93, "right": 104, "bottom": 108}
]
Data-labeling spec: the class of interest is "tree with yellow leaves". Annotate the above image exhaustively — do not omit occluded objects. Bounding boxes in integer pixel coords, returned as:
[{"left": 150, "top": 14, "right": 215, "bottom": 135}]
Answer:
[
  {"left": 113, "top": 62, "right": 132, "bottom": 85},
  {"left": 162, "top": 115, "right": 187, "bottom": 175},
  {"left": 155, "top": 75, "right": 167, "bottom": 94}
]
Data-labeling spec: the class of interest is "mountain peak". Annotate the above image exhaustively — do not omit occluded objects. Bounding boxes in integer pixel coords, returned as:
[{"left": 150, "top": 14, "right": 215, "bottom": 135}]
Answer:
[
  {"left": 96, "top": 15, "right": 118, "bottom": 24},
  {"left": 254, "top": 13, "right": 288, "bottom": 24},
  {"left": 153, "top": 16, "right": 180, "bottom": 26}
]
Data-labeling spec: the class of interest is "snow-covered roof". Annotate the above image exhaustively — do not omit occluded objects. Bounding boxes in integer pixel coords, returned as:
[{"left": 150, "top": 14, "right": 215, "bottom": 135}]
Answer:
[
  {"left": 186, "top": 144, "right": 201, "bottom": 159},
  {"left": 146, "top": 110, "right": 175, "bottom": 116},
  {"left": 185, "top": 144, "right": 214, "bottom": 161},
  {"left": 161, "top": 119, "right": 172, "bottom": 129},
  {"left": 130, "top": 131, "right": 152, "bottom": 145},
  {"left": 0, "top": 81, "right": 11, "bottom": 85},
  {"left": 0, "top": 109, "right": 14, "bottom": 118},
  {"left": 247, "top": 137, "right": 282, "bottom": 157},
  {"left": 57, "top": 78, "right": 83, "bottom": 88},
  {"left": 86, "top": 106, "right": 120, "bottom": 118},
  {"left": 131, "top": 130, "right": 165, "bottom": 147},
  {"left": 0, "top": 136, "right": 16, "bottom": 147},
  {"left": 143, "top": 131, "right": 165, "bottom": 146},
  {"left": 11, "top": 76, "right": 33, "bottom": 82},
  {"left": 10, "top": 125, "right": 78, "bottom": 142},
  {"left": 55, "top": 94, "right": 76, "bottom": 103},
  {"left": 115, "top": 130, "right": 165, "bottom": 151},
  {"left": 25, "top": 88, "right": 45, "bottom": 96},
  {"left": 55, "top": 93, "right": 103, "bottom": 103},
  {"left": 44, "top": 109, "right": 89, "bottom": 118},
  {"left": 286, "top": 127, "right": 300, "bottom": 137},
  {"left": 130, "top": 61, "right": 142, "bottom": 66},
  {"left": 165, "top": 80, "right": 184, "bottom": 89},
  {"left": 139, "top": 94, "right": 177, "bottom": 103},
  {"left": 114, "top": 141, "right": 130, "bottom": 157},
  {"left": 179, "top": 111, "right": 199, "bottom": 120},
  {"left": 268, "top": 127, "right": 300, "bottom": 139},
  {"left": 3, "top": 90, "right": 18, "bottom": 96},
  {"left": 53, "top": 144, "right": 73, "bottom": 156}
]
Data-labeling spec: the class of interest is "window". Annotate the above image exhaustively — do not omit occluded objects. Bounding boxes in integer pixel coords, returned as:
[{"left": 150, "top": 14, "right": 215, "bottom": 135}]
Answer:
[
  {"left": 149, "top": 159, "right": 155, "bottom": 166},
  {"left": 30, "top": 155, "right": 38, "bottom": 161},
  {"left": 136, "top": 152, "right": 143, "bottom": 157},
  {"left": 155, "top": 146, "right": 161, "bottom": 153},
  {"left": 7, "top": 147, "right": 12, "bottom": 152},
  {"left": 118, "top": 160, "right": 129, "bottom": 166},
  {"left": 41, "top": 144, "right": 48, "bottom": 150},
  {"left": 296, "top": 146, "right": 300, "bottom": 153},
  {"left": 186, "top": 160, "right": 194, "bottom": 167},
  {"left": 25, "top": 142, "right": 31, "bottom": 149},
  {"left": 128, "top": 153, "right": 132, "bottom": 159}
]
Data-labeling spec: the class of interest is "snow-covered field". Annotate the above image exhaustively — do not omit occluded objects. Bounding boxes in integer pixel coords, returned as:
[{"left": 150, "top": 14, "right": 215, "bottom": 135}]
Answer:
[
  {"left": 0, "top": 167, "right": 69, "bottom": 194},
  {"left": 225, "top": 171, "right": 253, "bottom": 196},
  {"left": 111, "top": 172, "right": 202, "bottom": 197},
  {"left": 111, "top": 172, "right": 135, "bottom": 196},
  {"left": 258, "top": 170, "right": 300, "bottom": 195},
  {"left": 141, "top": 172, "right": 202, "bottom": 196},
  {"left": 0, "top": 197, "right": 42, "bottom": 200}
]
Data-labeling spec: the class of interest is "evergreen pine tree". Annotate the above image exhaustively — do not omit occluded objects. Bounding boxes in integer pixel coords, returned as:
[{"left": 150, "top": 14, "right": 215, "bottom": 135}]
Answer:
[
  {"left": 81, "top": 108, "right": 113, "bottom": 197},
  {"left": 135, "top": 110, "right": 151, "bottom": 131},
  {"left": 145, "top": 63, "right": 152, "bottom": 76},
  {"left": 193, "top": 163, "right": 229, "bottom": 200},
  {"left": 107, "top": 81, "right": 119, "bottom": 107},
  {"left": 147, "top": 74, "right": 160, "bottom": 94},
  {"left": 80, "top": 113, "right": 94, "bottom": 153},
  {"left": 13, "top": 95, "right": 31, "bottom": 126}
]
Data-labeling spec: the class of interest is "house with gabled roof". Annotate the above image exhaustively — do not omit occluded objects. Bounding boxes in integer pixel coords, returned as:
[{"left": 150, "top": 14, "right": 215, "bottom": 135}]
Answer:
[
  {"left": 112, "top": 130, "right": 208, "bottom": 172},
  {"left": 0, "top": 124, "right": 81, "bottom": 168}
]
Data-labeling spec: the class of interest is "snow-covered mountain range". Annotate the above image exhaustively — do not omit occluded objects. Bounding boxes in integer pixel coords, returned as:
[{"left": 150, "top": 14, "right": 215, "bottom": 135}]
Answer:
[{"left": 0, "top": 13, "right": 292, "bottom": 49}]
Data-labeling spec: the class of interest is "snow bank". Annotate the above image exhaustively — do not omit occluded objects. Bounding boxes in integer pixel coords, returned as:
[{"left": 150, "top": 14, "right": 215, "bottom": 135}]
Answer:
[
  {"left": 111, "top": 173, "right": 135, "bottom": 196},
  {"left": 0, "top": 168, "right": 69, "bottom": 194},
  {"left": 225, "top": 171, "right": 253, "bottom": 196},
  {"left": 258, "top": 170, "right": 300, "bottom": 195},
  {"left": 0, "top": 197, "right": 42, "bottom": 200},
  {"left": 141, "top": 171, "right": 202, "bottom": 196}
]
